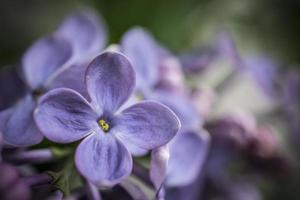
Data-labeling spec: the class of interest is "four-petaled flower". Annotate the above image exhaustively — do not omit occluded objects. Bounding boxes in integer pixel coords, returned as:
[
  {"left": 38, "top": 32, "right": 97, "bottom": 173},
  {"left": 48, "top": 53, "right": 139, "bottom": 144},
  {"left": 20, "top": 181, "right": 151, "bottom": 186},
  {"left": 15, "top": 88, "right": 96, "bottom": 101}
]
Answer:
[{"left": 34, "top": 51, "right": 180, "bottom": 186}]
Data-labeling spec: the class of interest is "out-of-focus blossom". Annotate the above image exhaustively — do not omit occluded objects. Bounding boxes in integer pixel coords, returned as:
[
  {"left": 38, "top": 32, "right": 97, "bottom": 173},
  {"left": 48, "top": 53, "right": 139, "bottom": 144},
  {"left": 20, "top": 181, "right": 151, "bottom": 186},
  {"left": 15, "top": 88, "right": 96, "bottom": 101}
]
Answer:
[
  {"left": 121, "top": 27, "right": 159, "bottom": 92},
  {"left": 207, "top": 111, "right": 257, "bottom": 150},
  {"left": 0, "top": 162, "right": 31, "bottom": 200},
  {"left": 0, "top": 10, "right": 108, "bottom": 147},
  {"left": 0, "top": 67, "right": 26, "bottom": 111},
  {"left": 149, "top": 90, "right": 200, "bottom": 131},
  {"left": 34, "top": 52, "right": 180, "bottom": 186},
  {"left": 56, "top": 9, "right": 107, "bottom": 61},
  {"left": 180, "top": 48, "right": 216, "bottom": 74},
  {"left": 243, "top": 56, "right": 283, "bottom": 99},
  {"left": 166, "top": 130, "right": 210, "bottom": 187},
  {"left": 155, "top": 46, "right": 186, "bottom": 94},
  {"left": 215, "top": 31, "right": 244, "bottom": 70},
  {"left": 0, "top": 35, "right": 72, "bottom": 146}
]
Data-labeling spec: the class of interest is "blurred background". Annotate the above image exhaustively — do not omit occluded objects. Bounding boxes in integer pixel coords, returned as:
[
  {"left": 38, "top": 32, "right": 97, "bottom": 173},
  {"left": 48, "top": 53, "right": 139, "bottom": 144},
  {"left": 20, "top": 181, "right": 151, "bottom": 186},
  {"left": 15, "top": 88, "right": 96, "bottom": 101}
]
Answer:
[{"left": 1, "top": 0, "right": 300, "bottom": 67}]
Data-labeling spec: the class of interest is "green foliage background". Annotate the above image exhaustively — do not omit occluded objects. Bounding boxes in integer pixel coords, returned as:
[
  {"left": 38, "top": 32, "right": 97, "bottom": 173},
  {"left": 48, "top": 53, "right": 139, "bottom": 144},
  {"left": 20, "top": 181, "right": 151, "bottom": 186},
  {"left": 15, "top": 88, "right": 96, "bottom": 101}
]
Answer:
[{"left": 1, "top": 0, "right": 300, "bottom": 67}]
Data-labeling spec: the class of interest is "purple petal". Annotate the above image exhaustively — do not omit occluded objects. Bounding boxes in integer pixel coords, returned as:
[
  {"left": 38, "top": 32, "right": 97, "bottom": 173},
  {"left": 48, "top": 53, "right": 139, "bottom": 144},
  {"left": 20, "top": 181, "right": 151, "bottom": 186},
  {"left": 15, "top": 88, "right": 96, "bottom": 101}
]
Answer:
[
  {"left": 150, "top": 145, "right": 170, "bottom": 191},
  {"left": 1, "top": 95, "right": 43, "bottom": 146},
  {"left": 57, "top": 10, "right": 107, "bottom": 60},
  {"left": 22, "top": 35, "right": 72, "bottom": 90},
  {"left": 113, "top": 101, "right": 180, "bottom": 150},
  {"left": 75, "top": 133, "right": 132, "bottom": 186},
  {"left": 180, "top": 48, "right": 216, "bottom": 74},
  {"left": 149, "top": 90, "right": 201, "bottom": 130},
  {"left": 244, "top": 56, "right": 281, "bottom": 99},
  {"left": 34, "top": 88, "right": 98, "bottom": 143},
  {"left": 121, "top": 27, "right": 159, "bottom": 89},
  {"left": 215, "top": 31, "right": 244, "bottom": 70},
  {"left": 47, "top": 62, "right": 89, "bottom": 98},
  {"left": 125, "top": 142, "right": 148, "bottom": 157},
  {"left": 0, "top": 67, "right": 26, "bottom": 111},
  {"left": 166, "top": 130, "right": 210, "bottom": 187},
  {"left": 85, "top": 51, "right": 135, "bottom": 113}
]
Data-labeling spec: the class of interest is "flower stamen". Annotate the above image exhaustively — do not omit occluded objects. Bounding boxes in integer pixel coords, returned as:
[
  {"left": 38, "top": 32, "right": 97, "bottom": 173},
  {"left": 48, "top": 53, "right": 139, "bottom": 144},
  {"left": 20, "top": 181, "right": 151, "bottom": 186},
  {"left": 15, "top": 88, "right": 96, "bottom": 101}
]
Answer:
[{"left": 98, "top": 119, "right": 110, "bottom": 132}]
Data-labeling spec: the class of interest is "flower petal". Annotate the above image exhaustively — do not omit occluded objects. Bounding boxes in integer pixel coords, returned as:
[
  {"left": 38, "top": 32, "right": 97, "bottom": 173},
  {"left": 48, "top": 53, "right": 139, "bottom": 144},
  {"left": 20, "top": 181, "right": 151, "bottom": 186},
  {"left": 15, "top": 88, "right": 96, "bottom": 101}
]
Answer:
[
  {"left": 1, "top": 95, "right": 43, "bottom": 146},
  {"left": 149, "top": 90, "right": 201, "bottom": 130},
  {"left": 47, "top": 62, "right": 89, "bottom": 98},
  {"left": 85, "top": 51, "right": 135, "bottom": 113},
  {"left": 34, "top": 88, "right": 98, "bottom": 143},
  {"left": 121, "top": 27, "right": 159, "bottom": 90},
  {"left": 57, "top": 10, "right": 107, "bottom": 60},
  {"left": 75, "top": 133, "right": 132, "bottom": 186},
  {"left": 113, "top": 101, "right": 180, "bottom": 150},
  {"left": 22, "top": 35, "right": 72, "bottom": 90},
  {"left": 0, "top": 67, "right": 26, "bottom": 111},
  {"left": 166, "top": 130, "right": 210, "bottom": 187},
  {"left": 125, "top": 142, "right": 148, "bottom": 157},
  {"left": 150, "top": 145, "right": 170, "bottom": 192},
  {"left": 245, "top": 56, "right": 281, "bottom": 99}
]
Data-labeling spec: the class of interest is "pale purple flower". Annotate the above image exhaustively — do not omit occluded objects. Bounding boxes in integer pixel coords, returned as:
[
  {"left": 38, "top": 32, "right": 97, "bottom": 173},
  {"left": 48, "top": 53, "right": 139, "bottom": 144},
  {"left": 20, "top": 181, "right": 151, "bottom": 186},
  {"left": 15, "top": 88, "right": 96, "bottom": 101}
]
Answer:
[
  {"left": 34, "top": 51, "right": 180, "bottom": 186},
  {"left": 166, "top": 130, "right": 210, "bottom": 187},
  {"left": 0, "top": 34, "right": 72, "bottom": 146},
  {"left": 215, "top": 31, "right": 244, "bottom": 70},
  {"left": 0, "top": 67, "right": 26, "bottom": 111},
  {"left": 0, "top": 10, "right": 107, "bottom": 147},
  {"left": 56, "top": 9, "right": 107, "bottom": 61},
  {"left": 180, "top": 47, "right": 216, "bottom": 74},
  {"left": 155, "top": 46, "right": 186, "bottom": 94},
  {"left": 244, "top": 56, "right": 282, "bottom": 99},
  {"left": 49, "top": 10, "right": 108, "bottom": 97},
  {"left": 121, "top": 27, "right": 159, "bottom": 92},
  {"left": 149, "top": 90, "right": 210, "bottom": 198}
]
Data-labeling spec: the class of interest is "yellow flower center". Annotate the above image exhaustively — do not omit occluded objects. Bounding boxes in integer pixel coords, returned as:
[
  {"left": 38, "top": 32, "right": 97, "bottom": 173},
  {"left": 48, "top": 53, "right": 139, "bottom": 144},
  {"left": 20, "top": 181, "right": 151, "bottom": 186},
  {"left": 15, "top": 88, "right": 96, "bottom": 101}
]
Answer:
[{"left": 98, "top": 119, "right": 110, "bottom": 132}]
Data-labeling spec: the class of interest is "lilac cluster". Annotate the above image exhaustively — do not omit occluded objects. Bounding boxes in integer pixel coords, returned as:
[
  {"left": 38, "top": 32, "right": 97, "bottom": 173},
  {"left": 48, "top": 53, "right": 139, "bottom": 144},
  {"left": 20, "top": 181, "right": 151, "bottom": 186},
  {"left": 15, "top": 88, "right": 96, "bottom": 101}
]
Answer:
[{"left": 0, "top": 9, "right": 299, "bottom": 200}]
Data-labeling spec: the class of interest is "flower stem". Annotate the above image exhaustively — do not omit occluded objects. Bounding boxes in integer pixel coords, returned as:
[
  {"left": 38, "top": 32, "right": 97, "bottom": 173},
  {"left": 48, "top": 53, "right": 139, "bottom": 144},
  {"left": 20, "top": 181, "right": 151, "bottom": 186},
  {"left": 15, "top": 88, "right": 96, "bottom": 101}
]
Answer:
[
  {"left": 86, "top": 181, "right": 102, "bottom": 200},
  {"left": 23, "top": 173, "right": 53, "bottom": 187},
  {"left": 5, "top": 149, "right": 54, "bottom": 164}
]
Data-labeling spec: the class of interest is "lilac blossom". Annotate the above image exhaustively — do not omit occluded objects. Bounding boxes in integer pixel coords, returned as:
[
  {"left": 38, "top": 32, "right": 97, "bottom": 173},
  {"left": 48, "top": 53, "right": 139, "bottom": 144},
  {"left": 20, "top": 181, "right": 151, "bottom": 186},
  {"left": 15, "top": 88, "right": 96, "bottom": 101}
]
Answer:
[
  {"left": 121, "top": 27, "right": 159, "bottom": 92},
  {"left": 0, "top": 67, "right": 26, "bottom": 111},
  {"left": 243, "top": 56, "right": 283, "bottom": 99},
  {"left": 34, "top": 51, "right": 180, "bottom": 186},
  {"left": 56, "top": 9, "right": 107, "bottom": 61},
  {"left": 0, "top": 10, "right": 107, "bottom": 147},
  {"left": 0, "top": 35, "right": 72, "bottom": 147}
]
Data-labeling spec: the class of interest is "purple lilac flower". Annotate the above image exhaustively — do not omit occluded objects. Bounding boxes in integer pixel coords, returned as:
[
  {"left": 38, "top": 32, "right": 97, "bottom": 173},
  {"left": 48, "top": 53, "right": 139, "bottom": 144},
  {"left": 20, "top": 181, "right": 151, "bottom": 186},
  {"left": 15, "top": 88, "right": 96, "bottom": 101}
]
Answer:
[
  {"left": 56, "top": 9, "right": 107, "bottom": 61},
  {"left": 121, "top": 27, "right": 159, "bottom": 92},
  {"left": 0, "top": 35, "right": 72, "bottom": 147},
  {"left": 34, "top": 51, "right": 180, "bottom": 186},
  {"left": 243, "top": 56, "right": 282, "bottom": 99},
  {"left": 149, "top": 89, "right": 210, "bottom": 198},
  {"left": 215, "top": 31, "right": 244, "bottom": 70},
  {"left": 155, "top": 46, "right": 186, "bottom": 94},
  {"left": 166, "top": 130, "right": 210, "bottom": 187},
  {"left": 0, "top": 10, "right": 107, "bottom": 147},
  {"left": 0, "top": 67, "right": 26, "bottom": 111},
  {"left": 49, "top": 10, "right": 108, "bottom": 97},
  {"left": 180, "top": 47, "right": 216, "bottom": 74}
]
